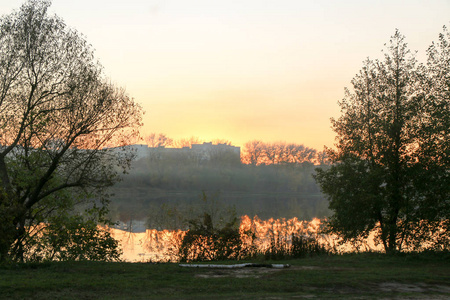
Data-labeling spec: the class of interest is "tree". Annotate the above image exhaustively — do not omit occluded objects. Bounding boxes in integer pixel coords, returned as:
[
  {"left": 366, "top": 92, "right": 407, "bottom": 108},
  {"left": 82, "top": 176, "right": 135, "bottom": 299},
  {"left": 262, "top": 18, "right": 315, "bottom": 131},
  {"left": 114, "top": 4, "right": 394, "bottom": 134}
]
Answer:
[
  {"left": 177, "top": 192, "right": 241, "bottom": 262},
  {"left": 145, "top": 133, "right": 173, "bottom": 148},
  {"left": 314, "top": 29, "right": 450, "bottom": 253},
  {"left": 26, "top": 199, "right": 122, "bottom": 262},
  {"left": 242, "top": 140, "right": 318, "bottom": 166},
  {"left": 211, "top": 139, "right": 233, "bottom": 146},
  {"left": 173, "top": 136, "right": 203, "bottom": 148},
  {"left": 242, "top": 140, "right": 265, "bottom": 165},
  {"left": 0, "top": 0, "right": 142, "bottom": 261}
]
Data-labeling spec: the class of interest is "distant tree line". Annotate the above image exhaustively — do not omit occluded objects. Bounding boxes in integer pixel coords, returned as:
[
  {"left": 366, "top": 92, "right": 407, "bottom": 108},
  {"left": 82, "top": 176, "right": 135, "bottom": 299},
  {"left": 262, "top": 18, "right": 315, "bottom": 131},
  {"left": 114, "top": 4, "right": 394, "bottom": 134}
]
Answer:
[
  {"left": 145, "top": 133, "right": 232, "bottom": 149},
  {"left": 241, "top": 140, "right": 328, "bottom": 165},
  {"left": 143, "top": 134, "right": 328, "bottom": 166}
]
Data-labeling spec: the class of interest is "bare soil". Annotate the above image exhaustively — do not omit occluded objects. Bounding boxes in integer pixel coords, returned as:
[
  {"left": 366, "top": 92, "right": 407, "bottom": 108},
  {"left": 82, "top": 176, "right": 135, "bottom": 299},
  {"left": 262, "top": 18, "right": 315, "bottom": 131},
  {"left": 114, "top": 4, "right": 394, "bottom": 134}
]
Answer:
[{"left": 193, "top": 265, "right": 450, "bottom": 298}]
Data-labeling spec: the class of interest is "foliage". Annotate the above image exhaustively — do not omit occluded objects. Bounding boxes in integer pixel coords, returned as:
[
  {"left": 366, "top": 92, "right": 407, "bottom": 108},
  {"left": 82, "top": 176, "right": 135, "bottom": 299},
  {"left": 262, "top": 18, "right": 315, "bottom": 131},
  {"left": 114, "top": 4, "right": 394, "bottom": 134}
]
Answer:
[
  {"left": 178, "top": 212, "right": 242, "bottom": 262},
  {"left": 174, "top": 193, "right": 331, "bottom": 262},
  {"left": 290, "top": 235, "right": 329, "bottom": 258},
  {"left": 177, "top": 214, "right": 330, "bottom": 262},
  {"left": 238, "top": 215, "right": 330, "bottom": 260},
  {"left": 263, "top": 234, "right": 329, "bottom": 260},
  {"left": 0, "top": 0, "right": 142, "bottom": 261},
  {"left": 176, "top": 192, "right": 242, "bottom": 262},
  {"left": 23, "top": 193, "right": 121, "bottom": 262},
  {"left": 315, "top": 29, "right": 450, "bottom": 253}
]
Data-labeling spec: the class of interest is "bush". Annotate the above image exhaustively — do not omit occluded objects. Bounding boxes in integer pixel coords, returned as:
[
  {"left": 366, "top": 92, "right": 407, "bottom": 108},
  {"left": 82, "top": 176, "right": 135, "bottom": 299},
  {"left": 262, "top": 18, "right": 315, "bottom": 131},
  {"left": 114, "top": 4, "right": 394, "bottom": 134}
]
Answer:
[{"left": 178, "top": 213, "right": 241, "bottom": 262}]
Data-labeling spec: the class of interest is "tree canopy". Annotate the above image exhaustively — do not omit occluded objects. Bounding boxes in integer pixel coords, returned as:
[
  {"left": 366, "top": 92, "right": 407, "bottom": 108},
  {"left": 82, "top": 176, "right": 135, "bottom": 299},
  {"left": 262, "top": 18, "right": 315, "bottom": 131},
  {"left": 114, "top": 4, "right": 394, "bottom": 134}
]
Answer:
[
  {"left": 242, "top": 140, "right": 321, "bottom": 165},
  {"left": 0, "top": 0, "right": 142, "bottom": 261},
  {"left": 314, "top": 28, "right": 450, "bottom": 253}
]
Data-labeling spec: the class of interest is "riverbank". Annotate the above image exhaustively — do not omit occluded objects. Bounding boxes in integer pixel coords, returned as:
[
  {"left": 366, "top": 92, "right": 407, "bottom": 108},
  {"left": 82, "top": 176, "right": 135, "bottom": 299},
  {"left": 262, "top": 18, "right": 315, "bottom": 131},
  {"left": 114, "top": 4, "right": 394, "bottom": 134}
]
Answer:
[{"left": 1, "top": 252, "right": 449, "bottom": 299}]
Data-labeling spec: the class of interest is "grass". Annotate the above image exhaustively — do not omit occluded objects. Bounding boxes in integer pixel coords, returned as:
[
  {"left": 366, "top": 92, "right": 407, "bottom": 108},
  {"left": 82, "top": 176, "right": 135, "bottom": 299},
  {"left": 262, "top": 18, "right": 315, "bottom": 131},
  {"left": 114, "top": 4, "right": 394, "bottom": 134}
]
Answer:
[{"left": 1, "top": 252, "right": 449, "bottom": 299}]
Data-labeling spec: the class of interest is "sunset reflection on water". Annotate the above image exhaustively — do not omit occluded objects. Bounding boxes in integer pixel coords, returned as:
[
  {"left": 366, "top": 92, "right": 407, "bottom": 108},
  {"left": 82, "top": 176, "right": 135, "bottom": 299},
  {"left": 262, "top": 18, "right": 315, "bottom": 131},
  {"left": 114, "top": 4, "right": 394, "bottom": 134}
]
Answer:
[{"left": 108, "top": 215, "right": 385, "bottom": 262}]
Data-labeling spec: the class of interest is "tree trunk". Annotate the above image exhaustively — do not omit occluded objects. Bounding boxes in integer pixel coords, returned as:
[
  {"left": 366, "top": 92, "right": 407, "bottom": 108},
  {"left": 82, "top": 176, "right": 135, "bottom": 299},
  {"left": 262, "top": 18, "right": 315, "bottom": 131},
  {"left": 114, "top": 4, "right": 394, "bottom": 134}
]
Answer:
[
  {"left": 0, "top": 216, "right": 19, "bottom": 262},
  {"left": 385, "top": 212, "right": 399, "bottom": 254}
]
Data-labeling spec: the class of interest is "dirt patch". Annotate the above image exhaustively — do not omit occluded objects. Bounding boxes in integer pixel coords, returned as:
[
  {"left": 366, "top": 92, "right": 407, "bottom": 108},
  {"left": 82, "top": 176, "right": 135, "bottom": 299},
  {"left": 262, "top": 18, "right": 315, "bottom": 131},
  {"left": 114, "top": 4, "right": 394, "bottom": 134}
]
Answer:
[
  {"left": 195, "top": 267, "right": 284, "bottom": 279},
  {"left": 193, "top": 265, "right": 353, "bottom": 279},
  {"left": 192, "top": 267, "right": 450, "bottom": 298},
  {"left": 190, "top": 265, "right": 449, "bottom": 298},
  {"left": 379, "top": 282, "right": 450, "bottom": 295},
  {"left": 379, "top": 282, "right": 426, "bottom": 293}
]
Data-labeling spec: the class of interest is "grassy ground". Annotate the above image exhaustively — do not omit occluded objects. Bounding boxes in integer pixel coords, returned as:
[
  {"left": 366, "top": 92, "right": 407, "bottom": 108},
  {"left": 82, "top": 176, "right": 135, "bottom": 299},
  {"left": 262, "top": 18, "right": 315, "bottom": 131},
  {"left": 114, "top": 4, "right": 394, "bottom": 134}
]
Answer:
[{"left": 1, "top": 253, "right": 449, "bottom": 299}]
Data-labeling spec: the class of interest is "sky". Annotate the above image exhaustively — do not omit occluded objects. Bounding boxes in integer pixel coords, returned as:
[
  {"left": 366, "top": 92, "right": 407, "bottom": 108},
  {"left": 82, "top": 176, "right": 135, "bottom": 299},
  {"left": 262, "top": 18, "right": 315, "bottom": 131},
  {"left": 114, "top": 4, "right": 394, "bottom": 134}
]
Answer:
[{"left": 1, "top": 0, "right": 449, "bottom": 149}]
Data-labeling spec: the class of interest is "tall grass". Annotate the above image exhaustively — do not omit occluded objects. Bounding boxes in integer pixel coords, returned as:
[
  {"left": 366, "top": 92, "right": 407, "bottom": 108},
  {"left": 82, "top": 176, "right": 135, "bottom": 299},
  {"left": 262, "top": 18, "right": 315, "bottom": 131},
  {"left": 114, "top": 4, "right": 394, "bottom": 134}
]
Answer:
[{"left": 176, "top": 214, "right": 330, "bottom": 262}]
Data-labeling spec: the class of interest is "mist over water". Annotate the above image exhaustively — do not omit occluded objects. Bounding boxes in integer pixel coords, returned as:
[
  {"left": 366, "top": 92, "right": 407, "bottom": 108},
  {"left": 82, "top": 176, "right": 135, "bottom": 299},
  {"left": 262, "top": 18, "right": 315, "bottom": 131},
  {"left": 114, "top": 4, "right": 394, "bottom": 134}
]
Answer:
[
  {"left": 108, "top": 142, "right": 330, "bottom": 227},
  {"left": 104, "top": 142, "right": 336, "bottom": 261}
]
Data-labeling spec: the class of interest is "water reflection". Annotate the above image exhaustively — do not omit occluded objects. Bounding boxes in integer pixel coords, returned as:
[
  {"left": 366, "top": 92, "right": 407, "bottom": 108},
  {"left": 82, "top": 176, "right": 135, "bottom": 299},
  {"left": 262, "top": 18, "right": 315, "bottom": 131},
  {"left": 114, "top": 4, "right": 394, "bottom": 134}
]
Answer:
[{"left": 108, "top": 215, "right": 385, "bottom": 262}]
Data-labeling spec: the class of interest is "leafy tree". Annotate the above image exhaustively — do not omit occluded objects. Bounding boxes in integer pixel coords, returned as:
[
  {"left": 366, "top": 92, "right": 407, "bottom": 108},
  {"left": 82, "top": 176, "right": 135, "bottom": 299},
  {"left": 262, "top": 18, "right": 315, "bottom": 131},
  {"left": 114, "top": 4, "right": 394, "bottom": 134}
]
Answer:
[
  {"left": 314, "top": 29, "right": 450, "bottom": 253},
  {"left": 0, "top": 0, "right": 142, "bottom": 261},
  {"left": 25, "top": 195, "right": 121, "bottom": 262}
]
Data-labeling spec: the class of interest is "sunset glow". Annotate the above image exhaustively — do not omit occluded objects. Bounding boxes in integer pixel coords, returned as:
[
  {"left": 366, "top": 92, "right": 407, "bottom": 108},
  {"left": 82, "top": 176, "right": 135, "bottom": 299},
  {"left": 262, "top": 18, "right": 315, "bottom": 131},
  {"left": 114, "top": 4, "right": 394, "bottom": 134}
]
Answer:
[
  {"left": 108, "top": 216, "right": 386, "bottom": 262},
  {"left": 1, "top": 0, "right": 449, "bottom": 149}
]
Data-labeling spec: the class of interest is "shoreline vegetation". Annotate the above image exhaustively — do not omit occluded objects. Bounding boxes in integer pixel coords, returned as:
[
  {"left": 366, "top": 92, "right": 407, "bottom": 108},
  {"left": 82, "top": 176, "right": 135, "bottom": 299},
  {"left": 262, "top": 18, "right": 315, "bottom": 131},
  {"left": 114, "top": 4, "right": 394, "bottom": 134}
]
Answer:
[
  {"left": 1, "top": 253, "right": 449, "bottom": 299},
  {"left": 107, "top": 215, "right": 447, "bottom": 263}
]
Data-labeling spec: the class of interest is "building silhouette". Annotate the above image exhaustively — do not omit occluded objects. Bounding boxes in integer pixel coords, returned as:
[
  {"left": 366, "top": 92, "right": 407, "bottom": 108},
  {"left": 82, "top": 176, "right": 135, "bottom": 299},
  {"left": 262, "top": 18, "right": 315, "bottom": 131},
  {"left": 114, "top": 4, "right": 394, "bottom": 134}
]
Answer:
[{"left": 114, "top": 142, "right": 241, "bottom": 164}]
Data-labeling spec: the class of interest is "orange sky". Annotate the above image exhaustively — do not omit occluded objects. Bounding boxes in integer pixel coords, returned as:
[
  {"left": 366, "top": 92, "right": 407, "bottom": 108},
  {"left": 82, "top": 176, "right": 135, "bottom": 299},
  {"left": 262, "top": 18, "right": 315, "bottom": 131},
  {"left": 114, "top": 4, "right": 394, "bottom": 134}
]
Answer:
[{"left": 2, "top": 0, "right": 449, "bottom": 149}]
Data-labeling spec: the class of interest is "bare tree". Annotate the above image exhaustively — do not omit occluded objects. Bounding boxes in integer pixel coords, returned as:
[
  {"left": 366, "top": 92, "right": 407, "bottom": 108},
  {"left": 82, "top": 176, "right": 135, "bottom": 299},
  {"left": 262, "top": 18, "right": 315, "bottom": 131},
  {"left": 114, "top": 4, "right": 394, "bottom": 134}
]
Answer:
[
  {"left": 263, "top": 142, "right": 282, "bottom": 165},
  {"left": 242, "top": 140, "right": 265, "bottom": 165},
  {"left": 145, "top": 133, "right": 173, "bottom": 148},
  {"left": 243, "top": 141, "right": 317, "bottom": 166},
  {"left": 173, "top": 136, "right": 203, "bottom": 148},
  {"left": 211, "top": 139, "right": 232, "bottom": 146}
]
